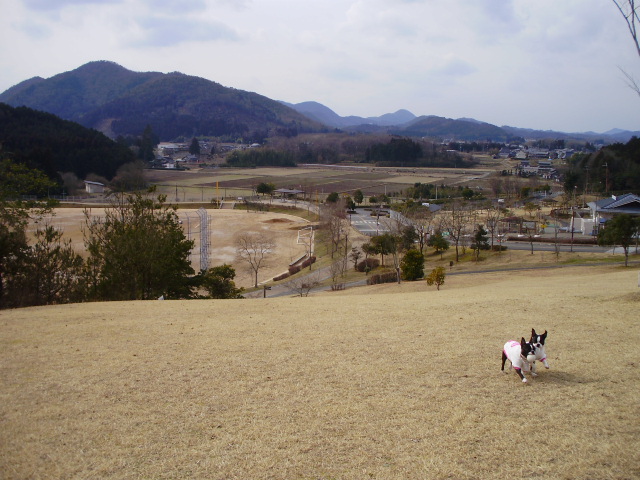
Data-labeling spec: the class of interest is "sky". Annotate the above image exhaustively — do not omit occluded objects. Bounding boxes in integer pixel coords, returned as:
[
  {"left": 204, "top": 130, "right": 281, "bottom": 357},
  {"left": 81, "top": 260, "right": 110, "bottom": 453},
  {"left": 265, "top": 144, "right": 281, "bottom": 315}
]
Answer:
[{"left": 1, "top": 0, "right": 639, "bottom": 134}]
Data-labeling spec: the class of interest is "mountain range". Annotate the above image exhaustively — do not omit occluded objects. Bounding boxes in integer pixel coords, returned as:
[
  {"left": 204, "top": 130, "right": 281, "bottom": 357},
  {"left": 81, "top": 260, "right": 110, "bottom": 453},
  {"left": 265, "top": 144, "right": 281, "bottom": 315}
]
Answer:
[
  {"left": 282, "top": 100, "right": 640, "bottom": 143},
  {"left": 1, "top": 61, "right": 638, "bottom": 143}
]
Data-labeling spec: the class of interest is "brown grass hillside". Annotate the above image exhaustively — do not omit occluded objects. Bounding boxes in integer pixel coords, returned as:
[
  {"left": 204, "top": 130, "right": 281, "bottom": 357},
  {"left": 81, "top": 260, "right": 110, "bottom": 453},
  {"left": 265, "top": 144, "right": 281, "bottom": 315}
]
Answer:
[{"left": 1, "top": 266, "right": 639, "bottom": 479}]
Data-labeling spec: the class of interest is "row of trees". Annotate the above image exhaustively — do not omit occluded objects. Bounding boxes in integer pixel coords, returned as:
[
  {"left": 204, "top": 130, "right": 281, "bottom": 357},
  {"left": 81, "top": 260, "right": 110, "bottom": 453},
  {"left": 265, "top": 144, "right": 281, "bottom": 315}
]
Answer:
[
  {"left": 318, "top": 196, "right": 491, "bottom": 287},
  {"left": 227, "top": 148, "right": 296, "bottom": 168}
]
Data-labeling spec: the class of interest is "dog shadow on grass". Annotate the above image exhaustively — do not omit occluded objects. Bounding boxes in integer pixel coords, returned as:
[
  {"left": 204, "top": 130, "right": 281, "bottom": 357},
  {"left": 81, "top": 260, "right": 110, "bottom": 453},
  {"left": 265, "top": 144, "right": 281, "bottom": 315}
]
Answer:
[{"left": 534, "top": 370, "right": 592, "bottom": 385}]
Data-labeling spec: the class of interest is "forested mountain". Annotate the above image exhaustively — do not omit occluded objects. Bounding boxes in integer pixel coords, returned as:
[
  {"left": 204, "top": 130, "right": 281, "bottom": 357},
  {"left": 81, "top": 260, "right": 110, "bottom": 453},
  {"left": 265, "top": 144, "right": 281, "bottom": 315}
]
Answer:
[
  {"left": 0, "top": 61, "right": 324, "bottom": 142},
  {"left": 0, "top": 103, "right": 135, "bottom": 181},
  {"left": 392, "top": 115, "right": 511, "bottom": 142}
]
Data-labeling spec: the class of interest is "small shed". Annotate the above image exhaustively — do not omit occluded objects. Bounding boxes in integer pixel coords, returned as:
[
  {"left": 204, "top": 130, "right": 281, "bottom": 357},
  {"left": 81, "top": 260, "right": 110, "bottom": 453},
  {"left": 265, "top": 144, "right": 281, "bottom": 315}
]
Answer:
[
  {"left": 499, "top": 216, "right": 539, "bottom": 234},
  {"left": 274, "top": 188, "right": 304, "bottom": 199},
  {"left": 84, "top": 180, "right": 105, "bottom": 194}
]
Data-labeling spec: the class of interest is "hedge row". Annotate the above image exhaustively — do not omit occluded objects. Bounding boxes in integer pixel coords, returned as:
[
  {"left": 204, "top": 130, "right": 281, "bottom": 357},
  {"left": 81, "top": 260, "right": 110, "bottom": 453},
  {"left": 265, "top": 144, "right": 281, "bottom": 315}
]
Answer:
[
  {"left": 273, "top": 256, "right": 317, "bottom": 282},
  {"left": 366, "top": 271, "right": 398, "bottom": 285},
  {"left": 289, "top": 255, "right": 316, "bottom": 274}
]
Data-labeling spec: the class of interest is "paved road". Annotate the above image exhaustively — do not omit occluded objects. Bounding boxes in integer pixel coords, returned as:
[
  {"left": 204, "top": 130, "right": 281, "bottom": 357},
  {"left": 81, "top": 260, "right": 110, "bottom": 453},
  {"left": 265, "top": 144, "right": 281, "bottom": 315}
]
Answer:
[
  {"left": 348, "top": 209, "right": 391, "bottom": 236},
  {"left": 500, "top": 240, "right": 610, "bottom": 254}
]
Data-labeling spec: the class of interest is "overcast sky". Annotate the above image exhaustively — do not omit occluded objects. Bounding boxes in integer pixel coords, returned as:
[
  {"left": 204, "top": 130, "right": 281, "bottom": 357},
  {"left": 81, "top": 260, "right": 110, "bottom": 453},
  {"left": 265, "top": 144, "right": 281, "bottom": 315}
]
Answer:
[{"left": 1, "top": 0, "right": 638, "bottom": 133}]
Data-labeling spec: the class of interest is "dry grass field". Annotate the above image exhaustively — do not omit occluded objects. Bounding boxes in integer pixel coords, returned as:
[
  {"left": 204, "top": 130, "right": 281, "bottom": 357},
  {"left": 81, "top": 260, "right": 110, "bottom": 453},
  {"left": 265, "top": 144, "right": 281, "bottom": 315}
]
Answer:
[{"left": 2, "top": 266, "right": 639, "bottom": 479}]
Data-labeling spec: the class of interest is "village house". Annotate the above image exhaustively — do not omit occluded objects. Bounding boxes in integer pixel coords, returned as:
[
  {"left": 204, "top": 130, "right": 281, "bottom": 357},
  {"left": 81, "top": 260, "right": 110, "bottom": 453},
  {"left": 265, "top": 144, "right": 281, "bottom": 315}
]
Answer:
[{"left": 587, "top": 193, "right": 640, "bottom": 232}]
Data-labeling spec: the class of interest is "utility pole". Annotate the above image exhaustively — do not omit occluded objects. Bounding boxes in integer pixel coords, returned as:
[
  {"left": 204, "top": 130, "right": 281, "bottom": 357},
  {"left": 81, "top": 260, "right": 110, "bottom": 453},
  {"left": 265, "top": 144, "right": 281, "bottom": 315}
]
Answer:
[{"left": 583, "top": 166, "right": 590, "bottom": 206}]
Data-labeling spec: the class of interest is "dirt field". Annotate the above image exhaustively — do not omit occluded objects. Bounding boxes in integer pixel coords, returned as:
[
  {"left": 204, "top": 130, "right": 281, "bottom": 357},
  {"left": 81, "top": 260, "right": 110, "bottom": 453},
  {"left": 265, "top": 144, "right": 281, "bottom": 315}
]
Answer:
[
  {"left": 144, "top": 164, "right": 504, "bottom": 201},
  {"left": 29, "top": 208, "right": 311, "bottom": 288},
  {"left": 1, "top": 266, "right": 638, "bottom": 479}
]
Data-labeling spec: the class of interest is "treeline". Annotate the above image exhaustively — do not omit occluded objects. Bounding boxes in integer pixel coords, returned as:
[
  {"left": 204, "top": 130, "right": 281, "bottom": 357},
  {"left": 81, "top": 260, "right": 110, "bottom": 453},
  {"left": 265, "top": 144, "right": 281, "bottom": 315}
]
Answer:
[
  {"left": 563, "top": 137, "right": 640, "bottom": 194},
  {"left": 364, "top": 137, "right": 475, "bottom": 168},
  {"left": 0, "top": 103, "right": 135, "bottom": 182},
  {"left": 404, "top": 182, "right": 482, "bottom": 201},
  {"left": 230, "top": 135, "right": 473, "bottom": 168},
  {"left": 227, "top": 148, "right": 296, "bottom": 167}
]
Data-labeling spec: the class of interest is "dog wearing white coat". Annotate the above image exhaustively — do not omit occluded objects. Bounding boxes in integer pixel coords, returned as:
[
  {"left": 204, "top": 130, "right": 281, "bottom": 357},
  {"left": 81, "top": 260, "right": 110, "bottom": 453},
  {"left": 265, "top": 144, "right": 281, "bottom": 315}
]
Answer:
[{"left": 501, "top": 337, "right": 537, "bottom": 383}]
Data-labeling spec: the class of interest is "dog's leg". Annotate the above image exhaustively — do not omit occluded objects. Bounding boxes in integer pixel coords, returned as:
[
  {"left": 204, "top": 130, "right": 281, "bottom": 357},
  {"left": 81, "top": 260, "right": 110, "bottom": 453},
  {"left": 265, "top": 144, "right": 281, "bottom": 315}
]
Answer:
[
  {"left": 501, "top": 351, "right": 507, "bottom": 371},
  {"left": 514, "top": 368, "right": 527, "bottom": 383},
  {"left": 531, "top": 361, "right": 537, "bottom": 377},
  {"left": 542, "top": 358, "right": 550, "bottom": 369}
]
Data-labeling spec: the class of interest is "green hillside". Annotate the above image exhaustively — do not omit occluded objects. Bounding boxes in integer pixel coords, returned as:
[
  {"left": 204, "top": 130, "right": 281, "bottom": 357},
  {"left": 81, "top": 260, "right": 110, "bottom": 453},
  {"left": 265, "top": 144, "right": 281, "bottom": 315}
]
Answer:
[{"left": 0, "top": 103, "right": 135, "bottom": 180}]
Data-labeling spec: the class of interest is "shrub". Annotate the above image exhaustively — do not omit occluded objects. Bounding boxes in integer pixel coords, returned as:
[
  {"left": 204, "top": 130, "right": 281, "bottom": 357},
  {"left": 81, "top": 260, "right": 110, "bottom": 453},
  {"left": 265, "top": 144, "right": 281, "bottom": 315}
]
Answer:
[
  {"left": 400, "top": 248, "right": 425, "bottom": 281},
  {"left": 426, "top": 266, "right": 446, "bottom": 290},
  {"left": 367, "top": 271, "right": 397, "bottom": 285},
  {"left": 357, "top": 258, "right": 380, "bottom": 272},
  {"left": 273, "top": 272, "right": 290, "bottom": 281}
]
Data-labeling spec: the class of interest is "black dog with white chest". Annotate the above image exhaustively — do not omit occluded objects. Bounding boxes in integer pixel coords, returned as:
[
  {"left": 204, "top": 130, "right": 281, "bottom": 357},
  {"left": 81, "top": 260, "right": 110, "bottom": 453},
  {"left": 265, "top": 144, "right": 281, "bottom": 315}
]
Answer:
[{"left": 530, "top": 328, "right": 550, "bottom": 369}]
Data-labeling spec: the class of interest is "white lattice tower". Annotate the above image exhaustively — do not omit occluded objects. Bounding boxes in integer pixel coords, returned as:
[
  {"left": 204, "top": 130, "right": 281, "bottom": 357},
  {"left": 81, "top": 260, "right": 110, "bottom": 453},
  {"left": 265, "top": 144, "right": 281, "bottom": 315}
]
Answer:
[{"left": 197, "top": 207, "right": 210, "bottom": 271}]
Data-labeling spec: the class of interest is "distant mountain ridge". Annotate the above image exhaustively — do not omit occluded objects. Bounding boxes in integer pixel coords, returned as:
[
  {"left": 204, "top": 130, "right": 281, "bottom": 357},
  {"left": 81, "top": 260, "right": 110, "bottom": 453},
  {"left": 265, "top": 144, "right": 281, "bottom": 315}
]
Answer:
[
  {"left": 1, "top": 61, "right": 638, "bottom": 143},
  {"left": 280, "top": 101, "right": 416, "bottom": 128},
  {"left": 0, "top": 61, "right": 323, "bottom": 141},
  {"left": 284, "top": 101, "right": 640, "bottom": 143}
]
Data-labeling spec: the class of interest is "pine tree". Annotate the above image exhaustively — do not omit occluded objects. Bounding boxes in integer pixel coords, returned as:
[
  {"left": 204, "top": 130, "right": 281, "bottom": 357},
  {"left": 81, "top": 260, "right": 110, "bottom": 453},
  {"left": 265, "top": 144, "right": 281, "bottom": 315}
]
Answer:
[{"left": 84, "top": 188, "right": 195, "bottom": 300}]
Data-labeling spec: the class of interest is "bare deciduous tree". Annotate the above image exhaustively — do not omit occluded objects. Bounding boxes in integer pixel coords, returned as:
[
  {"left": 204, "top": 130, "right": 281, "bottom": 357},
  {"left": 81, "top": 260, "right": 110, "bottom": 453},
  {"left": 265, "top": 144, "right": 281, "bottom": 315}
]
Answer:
[
  {"left": 439, "top": 200, "right": 470, "bottom": 263},
  {"left": 485, "top": 206, "right": 503, "bottom": 250},
  {"left": 235, "top": 232, "right": 275, "bottom": 288},
  {"left": 613, "top": 0, "right": 640, "bottom": 96},
  {"left": 285, "top": 272, "right": 321, "bottom": 297},
  {"left": 488, "top": 175, "right": 504, "bottom": 199},
  {"left": 349, "top": 246, "right": 362, "bottom": 271},
  {"left": 329, "top": 258, "right": 346, "bottom": 290},
  {"left": 401, "top": 205, "right": 435, "bottom": 254},
  {"left": 319, "top": 201, "right": 348, "bottom": 258}
]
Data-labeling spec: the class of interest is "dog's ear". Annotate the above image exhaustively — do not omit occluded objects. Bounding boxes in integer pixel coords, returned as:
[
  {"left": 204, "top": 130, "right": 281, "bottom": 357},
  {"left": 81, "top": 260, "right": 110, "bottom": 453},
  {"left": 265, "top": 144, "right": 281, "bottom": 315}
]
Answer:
[
  {"left": 531, "top": 328, "right": 537, "bottom": 337},
  {"left": 541, "top": 330, "right": 547, "bottom": 342}
]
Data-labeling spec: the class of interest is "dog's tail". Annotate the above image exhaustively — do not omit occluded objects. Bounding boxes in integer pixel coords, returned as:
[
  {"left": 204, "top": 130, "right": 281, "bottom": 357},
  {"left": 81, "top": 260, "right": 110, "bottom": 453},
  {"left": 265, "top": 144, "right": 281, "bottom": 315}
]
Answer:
[{"left": 501, "top": 350, "right": 507, "bottom": 371}]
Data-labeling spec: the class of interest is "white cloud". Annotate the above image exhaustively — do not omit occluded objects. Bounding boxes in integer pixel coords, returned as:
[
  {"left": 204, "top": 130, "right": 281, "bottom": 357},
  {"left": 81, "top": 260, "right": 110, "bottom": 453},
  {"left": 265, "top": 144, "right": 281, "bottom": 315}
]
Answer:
[
  {"left": 0, "top": 0, "right": 638, "bottom": 132},
  {"left": 126, "top": 16, "right": 239, "bottom": 47},
  {"left": 23, "top": 0, "right": 121, "bottom": 10}
]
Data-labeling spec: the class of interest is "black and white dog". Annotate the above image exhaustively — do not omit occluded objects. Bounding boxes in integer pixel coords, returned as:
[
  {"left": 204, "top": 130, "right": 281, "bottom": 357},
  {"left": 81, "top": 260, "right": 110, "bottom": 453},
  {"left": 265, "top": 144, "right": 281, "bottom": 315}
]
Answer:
[
  {"left": 530, "top": 329, "right": 550, "bottom": 370},
  {"left": 501, "top": 337, "right": 538, "bottom": 383}
]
